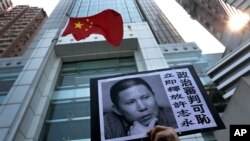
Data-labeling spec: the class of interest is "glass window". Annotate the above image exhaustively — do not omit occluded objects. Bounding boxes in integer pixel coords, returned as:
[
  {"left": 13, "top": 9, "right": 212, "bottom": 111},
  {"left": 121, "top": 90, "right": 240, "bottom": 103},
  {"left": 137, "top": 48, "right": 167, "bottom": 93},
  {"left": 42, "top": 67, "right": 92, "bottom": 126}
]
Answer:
[
  {"left": 69, "top": 0, "right": 143, "bottom": 22},
  {"left": 47, "top": 99, "right": 90, "bottom": 120},
  {"left": 39, "top": 57, "right": 136, "bottom": 141},
  {"left": 41, "top": 118, "right": 90, "bottom": 141},
  {"left": 0, "top": 67, "right": 22, "bottom": 104}
]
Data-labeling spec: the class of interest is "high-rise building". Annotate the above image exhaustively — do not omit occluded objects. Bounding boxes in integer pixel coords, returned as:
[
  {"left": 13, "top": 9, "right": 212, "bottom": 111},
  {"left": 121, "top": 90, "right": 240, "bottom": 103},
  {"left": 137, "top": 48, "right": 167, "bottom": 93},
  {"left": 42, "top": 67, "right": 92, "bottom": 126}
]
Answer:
[
  {"left": 178, "top": 1, "right": 250, "bottom": 140},
  {"left": 0, "top": 0, "right": 47, "bottom": 112},
  {"left": 0, "top": 0, "right": 219, "bottom": 141},
  {"left": 207, "top": 32, "right": 250, "bottom": 141},
  {"left": 176, "top": 0, "right": 228, "bottom": 41},
  {"left": 136, "top": 0, "right": 185, "bottom": 44},
  {"left": 205, "top": 40, "right": 249, "bottom": 139},
  {"left": 176, "top": 0, "right": 250, "bottom": 56},
  {"left": 0, "top": 3, "right": 47, "bottom": 57}
]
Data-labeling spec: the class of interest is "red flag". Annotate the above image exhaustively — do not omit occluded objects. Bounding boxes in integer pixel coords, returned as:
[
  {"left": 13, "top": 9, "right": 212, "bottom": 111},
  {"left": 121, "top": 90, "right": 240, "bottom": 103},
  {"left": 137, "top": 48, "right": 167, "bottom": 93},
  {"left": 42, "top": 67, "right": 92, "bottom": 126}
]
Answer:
[{"left": 62, "top": 9, "right": 123, "bottom": 47}]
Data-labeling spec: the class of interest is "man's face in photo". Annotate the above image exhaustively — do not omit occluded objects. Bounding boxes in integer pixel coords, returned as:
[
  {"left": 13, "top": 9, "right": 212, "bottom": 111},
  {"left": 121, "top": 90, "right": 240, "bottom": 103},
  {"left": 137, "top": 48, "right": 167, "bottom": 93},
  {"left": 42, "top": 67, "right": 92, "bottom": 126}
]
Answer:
[{"left": 116, "top": 84, "right": 159, "bottom": 126}]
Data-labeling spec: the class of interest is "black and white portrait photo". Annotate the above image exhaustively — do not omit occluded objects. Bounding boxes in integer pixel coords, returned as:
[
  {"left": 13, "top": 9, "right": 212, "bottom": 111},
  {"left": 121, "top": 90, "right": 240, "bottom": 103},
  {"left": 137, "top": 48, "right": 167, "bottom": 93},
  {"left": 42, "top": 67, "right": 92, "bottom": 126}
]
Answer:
[
  {"left": 90, "top": 66, "right": 225, "bottom": 141},
  {"left": 99, "top": 75, "right": 177, "bottom": 141}
]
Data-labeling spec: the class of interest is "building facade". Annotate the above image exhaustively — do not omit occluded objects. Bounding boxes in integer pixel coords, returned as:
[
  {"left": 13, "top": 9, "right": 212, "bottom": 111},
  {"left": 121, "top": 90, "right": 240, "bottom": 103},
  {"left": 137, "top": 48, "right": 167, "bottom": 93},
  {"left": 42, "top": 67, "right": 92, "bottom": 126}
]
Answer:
[
  {"left": 161, "top": 42, "right": 210, "bottom": 84},
  {"left": 176, "top": 0, "right": 228, "bottom": 41},
  {"left": 0, "top": 0, "right": 47, "bottom": 115},
  {"left": 207, "top": 32, "right": 250, "bottom": 141},
  {"left": 213, "top": 74, "right": 250, "bottom": 141},
  {"left": 136, "top": 0, "right": 185, "bottom": 44},
  {"left": 0, "top": 0, "right": 218, "bottom": 141},
  {"left": 161, "top": 42, "right": 227, "bottom": 113},
  {"left": 0, "top": 4, "right": 47, "bottom": 57},
  {"left": 207, "top": 39, "right": 250, "bottom": 99}
]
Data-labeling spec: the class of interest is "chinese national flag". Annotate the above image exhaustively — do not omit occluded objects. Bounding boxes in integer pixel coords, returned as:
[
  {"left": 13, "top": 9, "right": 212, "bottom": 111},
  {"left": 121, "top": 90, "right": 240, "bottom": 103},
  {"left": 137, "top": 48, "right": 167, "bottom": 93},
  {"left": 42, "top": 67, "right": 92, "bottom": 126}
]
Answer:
[{"left": 62, "top": 9, "right": 123, "bottom": 47}]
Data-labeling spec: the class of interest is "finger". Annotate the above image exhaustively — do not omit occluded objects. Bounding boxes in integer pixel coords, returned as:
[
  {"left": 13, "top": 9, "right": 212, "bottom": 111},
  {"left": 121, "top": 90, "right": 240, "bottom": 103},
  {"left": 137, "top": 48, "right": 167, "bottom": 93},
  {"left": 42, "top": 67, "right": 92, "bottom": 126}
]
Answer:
[
  {"left": 150, "top": 126, "right": 170, "bottom": 141},
  {"left": 154, "top": 131, "right": 170, "bottom": 141},
  {"left": 153, "top": 127, "right": 179, "bottom": 141},
  {"left": 148, "top": 118, "right": 158, "bottom": 128},
  {"left": 155, "top": 125, "right": 170, "bottom": 130},
  {"left": 151, "top": 125, "right": 167, "bottom": 136}
]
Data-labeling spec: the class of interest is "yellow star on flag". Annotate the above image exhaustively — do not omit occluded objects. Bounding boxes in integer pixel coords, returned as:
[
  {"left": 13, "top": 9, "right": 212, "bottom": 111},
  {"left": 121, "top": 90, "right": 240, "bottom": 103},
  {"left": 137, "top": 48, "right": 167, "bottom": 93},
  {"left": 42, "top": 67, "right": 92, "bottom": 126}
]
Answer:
[{"left": 74, "top": 21, "right": 83, "bottom": 29}]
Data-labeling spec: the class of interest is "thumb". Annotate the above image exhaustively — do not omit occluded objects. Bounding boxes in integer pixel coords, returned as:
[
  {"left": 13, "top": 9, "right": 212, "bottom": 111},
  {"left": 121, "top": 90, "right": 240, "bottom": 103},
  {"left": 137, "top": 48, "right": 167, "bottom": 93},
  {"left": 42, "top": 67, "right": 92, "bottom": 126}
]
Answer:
[{"left": 148, "top": 118, "right": 158, "bottom": 128}]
